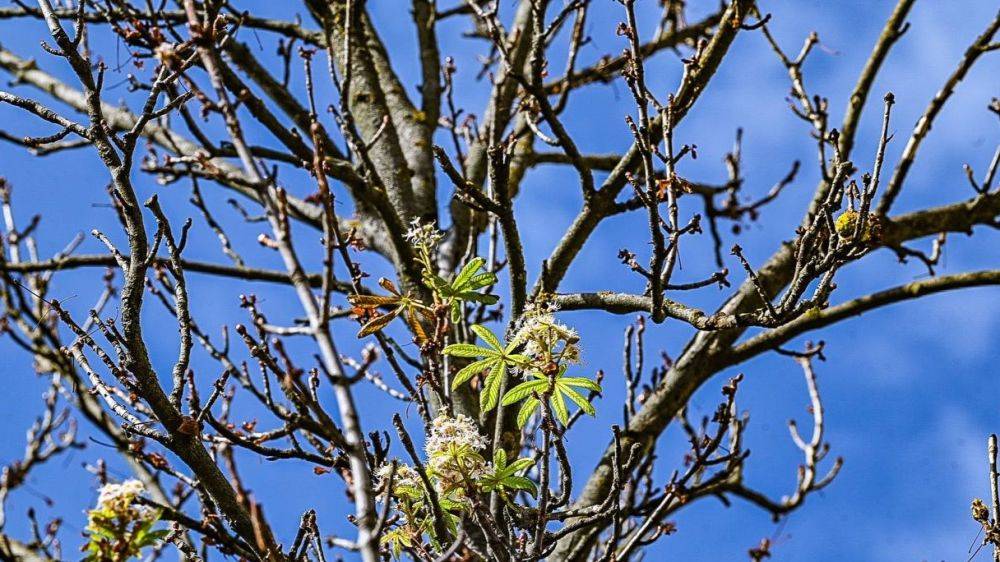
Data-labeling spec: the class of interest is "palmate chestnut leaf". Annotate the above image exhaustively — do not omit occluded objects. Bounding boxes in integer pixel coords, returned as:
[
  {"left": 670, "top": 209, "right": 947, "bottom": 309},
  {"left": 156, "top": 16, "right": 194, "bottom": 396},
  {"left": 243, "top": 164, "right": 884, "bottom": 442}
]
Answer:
[
  {"left": 442, "top": 324, "right": 529, "bottom": 411},
  {"left": 423, "top": 257, "right": 500, "bottom": 322},
  {"left": 503, "top": 365, "right": 602, "bottom": 426},
  {"left": 480, "top": 448, "right": 538, "bottom": 498}
]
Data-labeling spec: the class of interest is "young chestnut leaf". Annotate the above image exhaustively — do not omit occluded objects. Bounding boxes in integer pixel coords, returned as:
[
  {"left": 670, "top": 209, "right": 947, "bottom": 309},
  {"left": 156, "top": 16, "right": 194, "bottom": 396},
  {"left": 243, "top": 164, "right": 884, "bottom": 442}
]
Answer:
[
  {"left": 442, "top": 324, "right": 528, "bottom": 411},
  {"left": 502, "top": 366, "right": 602, "bottom": 426},
  {"left": 423, "top": 257, "right": 500, "bottom": 322},
  {"left": 347, "top": 278, "right": 434, "bottom": 343},
  {"left": 480, "top": 448, "right": 538, "bottom": 498}
]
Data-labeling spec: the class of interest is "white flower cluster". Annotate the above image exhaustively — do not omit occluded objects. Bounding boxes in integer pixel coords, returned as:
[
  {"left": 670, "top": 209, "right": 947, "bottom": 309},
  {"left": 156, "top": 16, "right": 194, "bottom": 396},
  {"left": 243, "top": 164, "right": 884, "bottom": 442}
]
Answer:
[
  {"left": 522, "top": 298, "right": 560, "bottom": 316},
  {"left": 91, "top": 479, "right": 154, "bottom": 521},
  {"left": 96, "top": 479, "right": 144, "bottom": 510},
  {"left": 403, "top": 218, "right": 444, "bottom": 250},
  {"left": 514, "top": 312, "right": 581, "bottom": 364},
  {"left": 375, "top": 462, "right": 421, "bottom": 495},
  {"left": 425, "top": 414, "right": 487, "bottom": 490},
  {"left": 426, "top": 414, "right": 488, "bottom": 455}
]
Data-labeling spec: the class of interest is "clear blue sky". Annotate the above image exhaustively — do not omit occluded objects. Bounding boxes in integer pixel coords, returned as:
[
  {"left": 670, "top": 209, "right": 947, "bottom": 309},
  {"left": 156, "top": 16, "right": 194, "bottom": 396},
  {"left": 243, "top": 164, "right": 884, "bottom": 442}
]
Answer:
[{"left": 1, "top": 1, "right": 998, "bottom": 560}]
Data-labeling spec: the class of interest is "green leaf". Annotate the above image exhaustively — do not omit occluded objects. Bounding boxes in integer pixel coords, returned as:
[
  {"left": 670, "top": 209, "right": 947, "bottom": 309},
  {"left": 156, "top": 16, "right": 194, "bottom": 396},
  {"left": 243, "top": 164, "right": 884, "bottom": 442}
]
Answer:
[
  {"left": 453, "top": 257, "right": 486, "bottom": 289},
  {"left": 517, "top": 397, "right": 539, "bottom": 428},
  {"left": 471, "top": 324, "right": 503, "bottom": 351},
  {"left": 560, "top": 384, "right": 596, "bottom": 416},
  {"left": 503, "top": 475, "right": 538, "bottom": 497},
  {"left": 466, "top": 271, "right": 498, "bottom": 290},
  {"left": 494, "top": 447, "right": 507, "bottom": 468},
  {"left": 552, "top": 390, "right": 569, "bottom": 425},
  {"left": 507, "top": 457, "right": 535, "bottom": 474},
  {"left": 423, "top": 272, "right": 450, "bottom": 293},
  {"left": 505, "top": 334, "right": 527, "bottom": 354},
  {"left": 480, "top": 361, "right": 505, "bottom": 411},
  {"left": 559, "top": 377, "right": 603, "bottom": 392},
  {"left": 501, "top": 379, "right": 548, "bottom": 406},
  {"left": 459, "top": 291, "right": 500, "bottom": 305},
  {"left": 506, "top": 353, "right": 531, "bottom": 365},
  {"left": 451, "top": 358, "right": 495, "bottom": 390},
  {"left": 442, "top": 343, "right": 495, "bottom": 358}
]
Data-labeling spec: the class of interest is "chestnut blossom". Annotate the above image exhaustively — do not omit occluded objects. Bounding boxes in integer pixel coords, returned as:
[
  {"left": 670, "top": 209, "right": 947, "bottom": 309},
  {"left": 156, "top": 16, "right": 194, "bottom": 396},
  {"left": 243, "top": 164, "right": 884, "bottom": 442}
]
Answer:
[
  {"left": 375, "top": 462, "right": 421, "bottom": 496},
  {"left": 514, "top": 313, "right": 582, "bottom": 364},
  {"left": 403, "top": 218, "right": 444, "bottom": 249},
  {"left": 90, "top": 479, "right": 154, "bottom": 523},
  {"left": 425, "top": 414, "right": 487, "bottom": 491}
]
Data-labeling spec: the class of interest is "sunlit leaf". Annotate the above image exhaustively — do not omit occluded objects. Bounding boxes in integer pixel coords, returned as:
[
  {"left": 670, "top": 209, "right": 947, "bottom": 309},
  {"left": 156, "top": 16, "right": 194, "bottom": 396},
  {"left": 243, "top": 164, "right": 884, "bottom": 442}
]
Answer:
[
  {"left": 559, "top": 377, "right": 603, "bottom": 392},
  {"left": 453, "top": 257, "right": 486, "bottom": 289},
  {"left": 561, "top": 385, "right": 595, "bottom": 417},
  {"left": 502, "top": 379, "right": 547, "bottom": 406},
  {"left": 466, "top": 271, "right": 498, "bottom": 290},
  {"left": 480, "top": 360, "right": 505, "bottom": 411},
  {"left": 471, "top": 324, "right": 503, "bottom": 351},
  {"left": 517, "top": 397, "right": 539, "bottom": 428},
  {"left": 451, "top": 358, "right": 494, "bottom": 390},
  {"left": 443, "top": 343, "right": 496, "bottom": 358},
  {"left": 494, "top": 447, "right": 507, "bottom": 467},
  {"left": 507, "top": 458, "right": 534, "bottom": 474},
  {"left": 552, "top": 389, "right": 569, "bottom": 425}
]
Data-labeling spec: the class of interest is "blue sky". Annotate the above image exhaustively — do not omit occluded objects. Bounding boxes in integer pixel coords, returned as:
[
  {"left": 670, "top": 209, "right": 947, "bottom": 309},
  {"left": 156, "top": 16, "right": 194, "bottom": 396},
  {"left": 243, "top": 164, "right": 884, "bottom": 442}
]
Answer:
[{"left": 0, "top": 1, "right": 998, "bottom": 560}]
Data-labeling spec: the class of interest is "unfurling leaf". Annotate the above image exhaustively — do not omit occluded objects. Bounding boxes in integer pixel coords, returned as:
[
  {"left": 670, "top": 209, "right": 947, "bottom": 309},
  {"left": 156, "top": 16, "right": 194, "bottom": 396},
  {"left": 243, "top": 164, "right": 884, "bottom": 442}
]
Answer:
[{"left": 348, "top": 280, "right": 432, "bottom": 342}]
